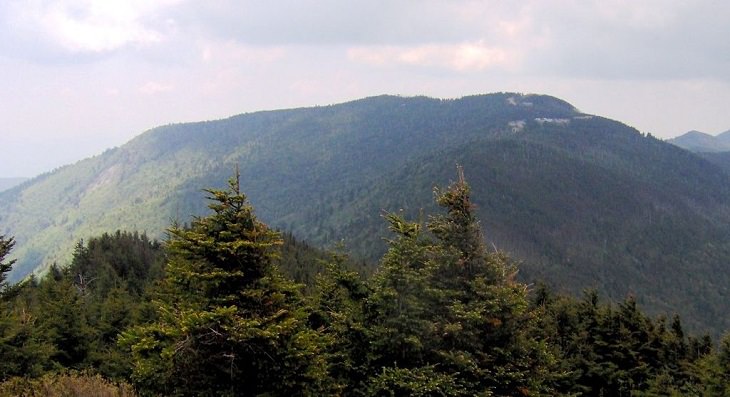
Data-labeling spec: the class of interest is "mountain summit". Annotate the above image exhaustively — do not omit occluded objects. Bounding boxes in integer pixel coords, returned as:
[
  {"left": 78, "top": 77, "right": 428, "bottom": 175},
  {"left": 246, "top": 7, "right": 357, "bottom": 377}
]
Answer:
[
  {"left": 669, "top": 129, "right": 730, "bottom": 152},
  {"left": 2, "top": 93, "right": 730, "bottom": 334}
]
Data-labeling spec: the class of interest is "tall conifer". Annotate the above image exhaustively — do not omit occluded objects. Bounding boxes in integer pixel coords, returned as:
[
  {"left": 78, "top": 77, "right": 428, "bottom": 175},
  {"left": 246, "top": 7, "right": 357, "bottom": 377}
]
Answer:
[{"left": 121, "top": 173, "right": 327, "bottom": 396}]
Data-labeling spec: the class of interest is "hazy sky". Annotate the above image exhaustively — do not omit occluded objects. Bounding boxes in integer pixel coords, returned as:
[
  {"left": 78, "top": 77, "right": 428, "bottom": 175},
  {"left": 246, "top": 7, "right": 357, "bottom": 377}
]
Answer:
[{"left": 1, "top": 0, "right": 729, "bottom": 177}]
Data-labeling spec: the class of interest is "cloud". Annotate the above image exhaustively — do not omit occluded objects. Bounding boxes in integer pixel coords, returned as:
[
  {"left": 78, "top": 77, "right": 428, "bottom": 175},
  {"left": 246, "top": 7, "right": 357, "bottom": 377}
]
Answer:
[
  {"left": 198, "top": 40, "right": 286, "bottom": 64},
  {"left": 170, "top": 0, "right": 500, "bottom": 46},
  {"left": 348, "top": 42, "right": 517, "bottom": 72},
  {"left": 522, "top": 1, "right": 730, "bottom": 81},
  {"left": 138, "top": 81, "right": 174, "bottom": 95},
  {"left": 3, "top": 0, "right": 181, "bottom": 54}
]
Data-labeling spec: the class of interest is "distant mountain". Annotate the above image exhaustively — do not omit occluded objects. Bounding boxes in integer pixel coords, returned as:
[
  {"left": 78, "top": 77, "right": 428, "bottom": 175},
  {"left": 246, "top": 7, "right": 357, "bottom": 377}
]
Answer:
[
  {"left": 668, "top": 129, "right": 730, "bottom": 152},
  {"left": 0, "top": 177, "right": 28, "bottom": 192},
  {"left": 3, "top": 93, "right": 730, "bottom": 335},
  {"left": 669, "top": 130, "right": 730, "bottom": 174}
]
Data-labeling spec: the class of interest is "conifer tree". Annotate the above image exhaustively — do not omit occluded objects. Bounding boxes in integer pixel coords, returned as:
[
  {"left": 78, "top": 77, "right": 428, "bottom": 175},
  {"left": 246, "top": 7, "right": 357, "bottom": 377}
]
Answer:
[
  {"left": 0, "top": 234, "right": 53, "bottom": 380},
  {"left": 120, "top": 173, "right": 328, "bottom": 396},
  {"left": 0, "top": 235, "right": 16, "bottom": 294},
  {"left": 364, "top": 213, "right": 466, "bottom": 395},
  {"left": 309, "top": 252, "right": 370, "bottom": 395},
  {"left": 696, "top": 333, "right": 730, "bottom": 396},
  {"left": 363, "top": 169, "right": 557, "bottom": 395},
  {"left": 425, "top": 169, "right": 556, "bottom": 395}
]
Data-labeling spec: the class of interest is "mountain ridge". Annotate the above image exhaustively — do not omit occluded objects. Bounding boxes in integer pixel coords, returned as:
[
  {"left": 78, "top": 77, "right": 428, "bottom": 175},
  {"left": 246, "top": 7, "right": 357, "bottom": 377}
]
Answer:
[
  {"left": 3, "top": 92, "right": 730, "bottom": 334},
  {"left": 669, "top": 129, "right": 730, "bottom": 152},
  {"left": 0, "top": 177, "right": 29, "bottom": 192}
]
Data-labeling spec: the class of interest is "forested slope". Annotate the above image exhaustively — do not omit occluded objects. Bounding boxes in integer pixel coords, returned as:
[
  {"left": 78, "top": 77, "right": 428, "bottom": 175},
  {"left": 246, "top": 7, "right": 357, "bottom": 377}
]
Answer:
[{"left": 2, "top": 93, "right": 730, "bottom": 334}]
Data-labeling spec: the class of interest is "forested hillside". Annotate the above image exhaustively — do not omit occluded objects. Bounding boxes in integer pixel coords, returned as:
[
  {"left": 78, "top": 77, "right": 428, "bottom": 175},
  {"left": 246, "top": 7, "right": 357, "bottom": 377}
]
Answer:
[
  {"left": 668, "top": 130, "right": 730, "bottom": 175},
  {"left": 3, "top": 93, "right": 730, "bottom": 335},
  {"left": 1, "top": 176, "right": 728, "bottom": 395}
]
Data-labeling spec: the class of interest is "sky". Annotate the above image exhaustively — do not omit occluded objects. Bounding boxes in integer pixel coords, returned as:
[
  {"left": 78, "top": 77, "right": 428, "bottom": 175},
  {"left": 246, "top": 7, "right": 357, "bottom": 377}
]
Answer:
[{"left": 1, "top": 1, "right": 729, "bottom": 177}]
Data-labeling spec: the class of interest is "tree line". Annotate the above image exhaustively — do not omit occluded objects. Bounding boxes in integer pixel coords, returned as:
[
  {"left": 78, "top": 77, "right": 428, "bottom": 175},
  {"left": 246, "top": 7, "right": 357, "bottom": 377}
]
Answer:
[{"left": 0, "top": 171, "right": 728, "bottom": 395}]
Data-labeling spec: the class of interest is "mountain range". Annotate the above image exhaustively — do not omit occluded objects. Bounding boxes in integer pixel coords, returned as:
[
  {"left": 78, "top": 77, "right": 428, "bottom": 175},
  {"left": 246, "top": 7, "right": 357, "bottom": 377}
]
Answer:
[
  {"left": 2, "top": 93, "right": 730, "bottom": 334},
  {"left": 668, "top": 129, "right": 730, "bottom": 153},
  {"left": 668, "top": 130, "right": 730, "bottom": 175}
]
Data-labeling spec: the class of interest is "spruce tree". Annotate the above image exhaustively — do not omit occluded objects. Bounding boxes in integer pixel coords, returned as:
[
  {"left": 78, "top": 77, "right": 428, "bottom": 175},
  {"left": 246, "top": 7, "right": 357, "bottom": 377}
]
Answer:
[
  {"left": 425, "top": 170, "right": 556, "bottom": 395},
  {"left": 309, "top": 252, "right": 370, "bottom": 395},
  {"left": 0, "top": 235, "right": 16, "bottom": 293},
  {"left": 0, "top": 234, "right": 53, "bottom": 380},
  {"left": 363, "top": 169, "right": 557, "bottom": 395},
  {"left": 120, "top": 173, "right": 327, "bottom": 396}
]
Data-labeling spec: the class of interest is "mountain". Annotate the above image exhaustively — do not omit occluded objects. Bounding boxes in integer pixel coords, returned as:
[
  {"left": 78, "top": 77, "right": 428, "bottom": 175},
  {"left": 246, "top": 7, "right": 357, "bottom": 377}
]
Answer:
[
  {"left": 669, "top": 130, "right": 730, "bottom": 174},
  {"left": 2, "top": 93, "right": 730, "bottom": 334},
  {"left": 668, "top": 129, "right": 730, "bottom": 152},
  {"left": 0, "top": 177, "right": 28, "bottom": 192}
]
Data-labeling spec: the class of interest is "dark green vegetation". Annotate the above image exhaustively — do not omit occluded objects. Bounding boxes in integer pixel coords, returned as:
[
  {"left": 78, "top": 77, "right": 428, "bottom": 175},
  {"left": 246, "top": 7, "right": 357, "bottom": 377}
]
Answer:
[
  {"left": 3, "top": 93, "right": 730, "bottom": 336},
  {"left": 1, "top": 177, "right": 729, "bottom": 395}
]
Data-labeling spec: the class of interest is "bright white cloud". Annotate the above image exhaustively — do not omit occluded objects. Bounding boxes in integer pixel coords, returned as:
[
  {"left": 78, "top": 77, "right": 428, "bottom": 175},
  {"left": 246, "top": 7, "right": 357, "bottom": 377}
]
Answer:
[{"left": 7, "top": 0, "right": 181, "bottom": 53}]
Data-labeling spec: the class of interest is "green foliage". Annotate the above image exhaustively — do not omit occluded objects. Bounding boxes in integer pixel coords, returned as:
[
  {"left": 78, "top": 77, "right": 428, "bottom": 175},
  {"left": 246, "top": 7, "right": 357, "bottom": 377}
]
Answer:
[
  {"left": 0, "top": 235, "right": 54, "bottom": 381},
  {"left": 0, "top": 235, "right": 15, "bottom": 291},
  {"left": 531, "top": 286, "right": 726, "bottom": 395},
  {"left": 361, "top": 172, "right": 557, "bottom": 395},
  {"left": 3, "top": 173, "right": 730, "bottom": 394},
  {"left": 5, "top": 93, "right": 730, "bottom": 336},
  {"left": 309, "top": 252, "right": 370, "bottom": 394},
  {"left": 121, "top": 174, "right": 328, "bottom": 396},
  {"left": 365, "top": 365, "right": 465, "bottom": 397},
  {"left": 0, "top": 231, "right": 166, "bottom": 383},
  {"left": 693, "top": 333, "right": 730, "bottom": 396},
  {"left": 0, "top": 302, "right": 54, "bottom": 380}
]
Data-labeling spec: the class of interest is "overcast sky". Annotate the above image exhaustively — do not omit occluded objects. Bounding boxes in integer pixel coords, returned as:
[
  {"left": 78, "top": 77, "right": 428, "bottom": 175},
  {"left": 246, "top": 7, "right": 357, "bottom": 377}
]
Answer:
[{"left": 1, "top": 0, "right": 729, "bottom": 177}]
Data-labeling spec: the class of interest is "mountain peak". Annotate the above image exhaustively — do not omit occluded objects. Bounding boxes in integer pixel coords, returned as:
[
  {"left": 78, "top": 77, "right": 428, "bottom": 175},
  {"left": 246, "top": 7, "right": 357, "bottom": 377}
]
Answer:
[
  {"left": 4, "top": 92, "right": 730, "bottom": 335},
  {"left": 668, "top": 130, "right": 730, "bottom": 153}
]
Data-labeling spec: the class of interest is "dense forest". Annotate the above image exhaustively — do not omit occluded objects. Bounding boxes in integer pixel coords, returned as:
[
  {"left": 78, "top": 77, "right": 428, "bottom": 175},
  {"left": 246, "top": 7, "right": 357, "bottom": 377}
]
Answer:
[
  {"left": 4, "top": 93, "right": 730, "bottom": 337},
  {"left": 1, "top": 172, "right": 728, "bottom": 396}
]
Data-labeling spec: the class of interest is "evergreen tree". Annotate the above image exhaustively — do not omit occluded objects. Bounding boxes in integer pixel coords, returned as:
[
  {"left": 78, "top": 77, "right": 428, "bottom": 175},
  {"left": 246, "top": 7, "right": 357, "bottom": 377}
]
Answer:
[
  {"left": 34, "top": 268, "right": 93, "bottom": 369},
  {"left": 120, "top": 173, "right": 328, "bottom": 396},
  {"left": 0, "top": 235, "right": 53, "bottom": 380},
  {"left": 0, "top": 235, "right": 15, "bottom": 294},
  {"left": 364, "top": 213, "right": 466, "bottom": 395},
  {"left": 309, "top": 251, "right": 370, "bottom": 395},
  {"left": 696, "top": 333, "right": 730, "bottom": 396},
  {"left": 424, "top": 171, "right": 556, "bottom": 395},
  {"left": 363, "top": 170, "right": 557, "bottom": 396}
]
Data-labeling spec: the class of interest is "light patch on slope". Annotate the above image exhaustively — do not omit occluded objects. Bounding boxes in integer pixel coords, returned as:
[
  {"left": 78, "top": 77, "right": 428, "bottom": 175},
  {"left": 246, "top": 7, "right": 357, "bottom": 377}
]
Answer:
[
  {"left": 508, "top": 120, "right": 526, "bottom": 132},
  {"left": 85, "top": 164, "right": 122, "bottom": 194},
  {"left": 535, "top": 117, "right": 570, "bottom": 125}
]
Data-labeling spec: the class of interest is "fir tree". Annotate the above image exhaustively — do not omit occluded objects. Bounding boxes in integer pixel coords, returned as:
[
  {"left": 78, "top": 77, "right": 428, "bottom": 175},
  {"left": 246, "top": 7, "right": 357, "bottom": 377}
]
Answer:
[
  {"left": 0, "top": 235, "right": 16, "bottom": 294},
  {"left": 120, "top": 173, "right": 328, "bottom": 396},
  {"left": 309, "top": 251, "right": 370, "bottom": 395},
  {"left": 363, "top": 169, "right": 557, "bottom": 396},
  {"left": 425, "top": 170, "right": 556, "bottom": 395},
  {"left": 0, "top": 234, "right": 53, "bottom": 380}
]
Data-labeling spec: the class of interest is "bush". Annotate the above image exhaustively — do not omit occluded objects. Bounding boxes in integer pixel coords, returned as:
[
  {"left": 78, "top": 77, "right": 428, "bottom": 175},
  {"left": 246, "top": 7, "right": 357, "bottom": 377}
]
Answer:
[{"left": 0, "top": 371, "right": 136, "bottom": 397}]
